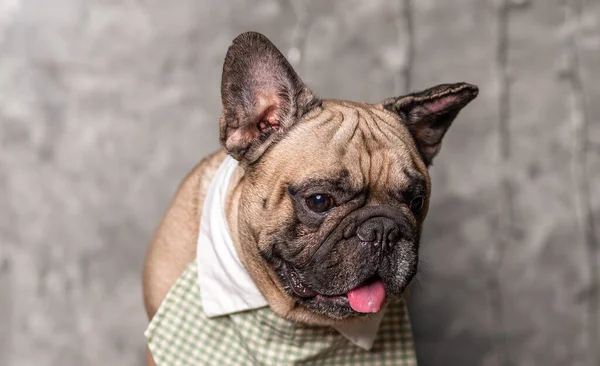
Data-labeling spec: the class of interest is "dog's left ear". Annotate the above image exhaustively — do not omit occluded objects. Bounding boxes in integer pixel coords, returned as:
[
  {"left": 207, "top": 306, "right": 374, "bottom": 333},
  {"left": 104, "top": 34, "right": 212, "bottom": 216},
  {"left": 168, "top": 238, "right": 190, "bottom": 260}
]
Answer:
[
  {"left": 220, "top": 32, "right": 318, "bottom": 164},
  {"left": 381, "top": 83, "right": 478, "bottom": 166}
]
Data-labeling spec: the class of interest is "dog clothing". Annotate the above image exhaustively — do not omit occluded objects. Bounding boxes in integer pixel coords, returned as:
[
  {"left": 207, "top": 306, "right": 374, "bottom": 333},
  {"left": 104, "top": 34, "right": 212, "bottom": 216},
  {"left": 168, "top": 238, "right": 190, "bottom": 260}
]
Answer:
[{"left": 145, "top": 156, "right": 418, "bottom": 365}]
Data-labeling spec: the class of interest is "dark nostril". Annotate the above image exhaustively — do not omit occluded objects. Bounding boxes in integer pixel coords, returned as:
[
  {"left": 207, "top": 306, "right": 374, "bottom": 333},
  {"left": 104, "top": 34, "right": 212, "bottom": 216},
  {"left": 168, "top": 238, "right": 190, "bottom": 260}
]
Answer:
[
  {"left": 388, "top": 229, "right": 400, "bottom": 242},
  {"left": 357, "top": 221, "right": 380, "bottom": 242}
]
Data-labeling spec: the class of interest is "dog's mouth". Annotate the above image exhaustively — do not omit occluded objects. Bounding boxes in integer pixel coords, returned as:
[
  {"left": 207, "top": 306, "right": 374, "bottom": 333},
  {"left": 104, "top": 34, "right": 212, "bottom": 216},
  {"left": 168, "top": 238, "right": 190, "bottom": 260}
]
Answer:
[{"left": 282, "top": 266, "right": 386, "bottom": 314}]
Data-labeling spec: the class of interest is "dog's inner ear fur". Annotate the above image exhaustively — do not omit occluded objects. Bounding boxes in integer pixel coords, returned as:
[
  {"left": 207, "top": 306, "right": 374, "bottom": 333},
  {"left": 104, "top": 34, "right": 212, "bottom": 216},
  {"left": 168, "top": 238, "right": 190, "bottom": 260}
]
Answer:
[
  {"left": 382, "top": 83, "right": 478, "bottom": 166},
  {"left": 220, "top": 32, "right": 318, "bottom": 163}
]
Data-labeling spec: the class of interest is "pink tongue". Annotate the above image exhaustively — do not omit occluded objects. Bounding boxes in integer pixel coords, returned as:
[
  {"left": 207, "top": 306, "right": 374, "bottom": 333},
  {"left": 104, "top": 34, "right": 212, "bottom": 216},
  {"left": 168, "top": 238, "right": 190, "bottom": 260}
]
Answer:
[{"left": 347, "top": 280, "right": 386, "bottom": 313}]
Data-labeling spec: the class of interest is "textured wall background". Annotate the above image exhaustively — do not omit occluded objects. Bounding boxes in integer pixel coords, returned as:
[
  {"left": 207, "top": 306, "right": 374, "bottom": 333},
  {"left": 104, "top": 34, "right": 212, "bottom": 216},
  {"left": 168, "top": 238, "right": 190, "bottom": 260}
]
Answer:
[{"left": 1, "top": 0, "right": 599, "bottom": 365}]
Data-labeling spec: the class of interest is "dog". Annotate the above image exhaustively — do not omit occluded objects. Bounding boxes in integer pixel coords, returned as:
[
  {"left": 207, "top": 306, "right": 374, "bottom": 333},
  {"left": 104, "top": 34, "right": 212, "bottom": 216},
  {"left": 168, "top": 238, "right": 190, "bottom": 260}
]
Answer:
[{"left": 142, "top": 32, "right": 477, "bottom": 365}]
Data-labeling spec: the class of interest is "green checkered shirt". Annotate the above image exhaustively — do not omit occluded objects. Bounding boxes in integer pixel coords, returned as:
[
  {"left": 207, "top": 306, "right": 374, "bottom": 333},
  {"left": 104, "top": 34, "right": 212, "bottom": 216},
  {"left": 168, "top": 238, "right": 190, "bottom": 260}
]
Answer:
[{"left": 145, "top": 260, "right": 417, "bottom": 365}]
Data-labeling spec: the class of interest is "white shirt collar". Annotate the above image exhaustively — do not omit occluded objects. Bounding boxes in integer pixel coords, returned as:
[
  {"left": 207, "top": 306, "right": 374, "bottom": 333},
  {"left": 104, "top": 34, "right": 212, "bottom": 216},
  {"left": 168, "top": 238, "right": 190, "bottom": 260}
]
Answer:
[{"left": 196, "top": 155, "right": 385, "bottom": 350}]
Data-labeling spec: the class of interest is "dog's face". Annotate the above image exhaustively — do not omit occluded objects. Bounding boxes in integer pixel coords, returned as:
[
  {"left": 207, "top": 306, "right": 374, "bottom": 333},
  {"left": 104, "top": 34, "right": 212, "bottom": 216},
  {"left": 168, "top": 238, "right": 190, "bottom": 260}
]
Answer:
[{"left": 219, "top": 32, "right": 477, "bottom": 321}]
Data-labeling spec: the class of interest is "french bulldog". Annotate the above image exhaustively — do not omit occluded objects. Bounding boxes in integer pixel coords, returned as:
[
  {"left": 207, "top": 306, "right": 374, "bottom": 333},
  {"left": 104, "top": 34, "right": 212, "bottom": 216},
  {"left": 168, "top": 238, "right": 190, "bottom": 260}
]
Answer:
[{"left": 143, "top": 31, "right": 477, "bottom": 355}]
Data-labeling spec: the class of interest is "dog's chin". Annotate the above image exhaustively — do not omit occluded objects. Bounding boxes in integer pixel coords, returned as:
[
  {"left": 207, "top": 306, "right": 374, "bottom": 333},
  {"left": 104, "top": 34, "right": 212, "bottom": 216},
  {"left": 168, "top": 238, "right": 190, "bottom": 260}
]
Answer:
[{"left": 278, "top": 262, "right": 396, "bottom": 320}]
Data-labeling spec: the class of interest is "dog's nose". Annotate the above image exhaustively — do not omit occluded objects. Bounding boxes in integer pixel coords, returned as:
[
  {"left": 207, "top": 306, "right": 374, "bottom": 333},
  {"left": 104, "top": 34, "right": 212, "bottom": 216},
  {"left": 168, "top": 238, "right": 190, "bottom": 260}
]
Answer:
[{"left": 356, "top": 217, "right": 400, "bottom": 246}]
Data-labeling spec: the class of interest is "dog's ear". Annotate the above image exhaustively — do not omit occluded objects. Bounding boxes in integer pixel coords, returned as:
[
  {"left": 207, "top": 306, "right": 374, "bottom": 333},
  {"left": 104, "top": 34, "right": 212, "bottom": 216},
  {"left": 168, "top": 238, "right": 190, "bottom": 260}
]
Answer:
[
  {"left": 381, "top": 83, "right": 478, "bottom": 166},
  {"left": 220, "top": 32, "right": 319, "bottom": 163}
]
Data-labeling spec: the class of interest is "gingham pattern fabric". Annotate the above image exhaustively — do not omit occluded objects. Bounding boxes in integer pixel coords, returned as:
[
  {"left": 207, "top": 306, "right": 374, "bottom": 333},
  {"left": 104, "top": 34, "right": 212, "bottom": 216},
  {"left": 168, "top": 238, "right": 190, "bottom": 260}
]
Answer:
[{"left": 145, "top": 260, "right": 417, "bottom": 365}]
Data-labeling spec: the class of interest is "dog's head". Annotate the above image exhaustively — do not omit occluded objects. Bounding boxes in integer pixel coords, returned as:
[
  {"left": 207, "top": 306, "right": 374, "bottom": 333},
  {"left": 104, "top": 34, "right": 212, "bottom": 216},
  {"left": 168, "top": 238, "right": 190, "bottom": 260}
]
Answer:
[{"left": 219, "top": 32, "right": 477, "bottom": 322}]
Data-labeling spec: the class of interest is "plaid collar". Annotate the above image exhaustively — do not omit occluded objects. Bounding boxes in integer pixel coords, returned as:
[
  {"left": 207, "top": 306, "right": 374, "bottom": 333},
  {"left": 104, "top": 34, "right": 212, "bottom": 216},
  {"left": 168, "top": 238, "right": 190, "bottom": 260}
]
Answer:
[
  {"left": 146, "top": 260, "right": 417, "bottom": 365},
  {"left": 196, "top": 155, "right": 386, "bottom": 350}
]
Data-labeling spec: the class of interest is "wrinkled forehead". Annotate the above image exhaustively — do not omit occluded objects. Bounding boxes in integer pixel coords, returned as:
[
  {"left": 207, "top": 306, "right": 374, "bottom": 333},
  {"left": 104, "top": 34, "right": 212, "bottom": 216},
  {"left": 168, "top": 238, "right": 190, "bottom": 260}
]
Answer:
[{"left": 258, "top": 101, "right": 430, "bottom": 192}]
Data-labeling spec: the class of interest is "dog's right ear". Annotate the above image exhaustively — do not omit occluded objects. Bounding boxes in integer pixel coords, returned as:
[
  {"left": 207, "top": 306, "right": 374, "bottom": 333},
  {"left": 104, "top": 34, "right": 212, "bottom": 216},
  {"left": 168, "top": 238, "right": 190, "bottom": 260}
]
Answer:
[{"left": 220, "top": 32, "right": 319, "bottom": 164}]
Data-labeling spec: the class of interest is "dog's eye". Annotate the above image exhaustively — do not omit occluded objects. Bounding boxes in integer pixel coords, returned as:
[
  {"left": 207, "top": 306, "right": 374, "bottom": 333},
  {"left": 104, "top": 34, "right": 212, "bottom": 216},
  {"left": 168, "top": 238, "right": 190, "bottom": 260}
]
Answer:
[
  {"left": 410, "top": 196, "right": 424, "bottom": 214},
  {"left": 305, "top": 194, "right": 335, "bottom": 213}
]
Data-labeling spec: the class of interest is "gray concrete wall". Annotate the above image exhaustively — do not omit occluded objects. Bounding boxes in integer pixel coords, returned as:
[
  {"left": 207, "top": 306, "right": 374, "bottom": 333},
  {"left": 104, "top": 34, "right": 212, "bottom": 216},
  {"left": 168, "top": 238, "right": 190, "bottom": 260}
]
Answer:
[{"left": 1, "top": 0, "right": 598, "bottom": 365}]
